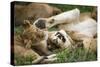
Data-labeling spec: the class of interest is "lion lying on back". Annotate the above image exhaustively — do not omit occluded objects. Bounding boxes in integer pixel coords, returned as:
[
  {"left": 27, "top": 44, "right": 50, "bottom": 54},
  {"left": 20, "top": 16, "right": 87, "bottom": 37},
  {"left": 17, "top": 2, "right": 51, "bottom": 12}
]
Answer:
[{"left": 33, "top": 8, "right": 97, "bottom": 53}]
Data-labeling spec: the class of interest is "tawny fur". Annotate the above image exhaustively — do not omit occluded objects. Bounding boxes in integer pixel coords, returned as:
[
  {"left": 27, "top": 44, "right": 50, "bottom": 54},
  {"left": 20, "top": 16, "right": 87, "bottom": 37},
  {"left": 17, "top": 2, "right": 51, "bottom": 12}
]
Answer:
[
  {"left": 21, "top": 20, "right": 51, "bottom": 55},
  {"left": 14, "top": 3, "right": 61, "bottom": 26},
  {"left": 14, "top": 35, "right": 45, "bottom": 64},
  {"left": 13, "top": 20, "right": 59, "bottom": 65},
  {"left": 83, "top": 38, "right": 97, "bottom": 53}
]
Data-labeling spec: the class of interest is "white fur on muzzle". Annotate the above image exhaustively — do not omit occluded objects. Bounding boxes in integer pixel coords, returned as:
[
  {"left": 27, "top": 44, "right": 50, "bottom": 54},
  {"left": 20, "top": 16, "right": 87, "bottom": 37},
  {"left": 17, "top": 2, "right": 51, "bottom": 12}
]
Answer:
[{"left": 50, "top": 30, "right": 74, "bottom": 49}]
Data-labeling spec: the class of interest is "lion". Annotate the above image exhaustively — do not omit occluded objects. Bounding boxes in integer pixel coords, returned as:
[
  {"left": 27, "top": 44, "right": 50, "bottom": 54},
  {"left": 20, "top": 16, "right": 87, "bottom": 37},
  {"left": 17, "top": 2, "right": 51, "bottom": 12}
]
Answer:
[
  {"left": 33, "top": 8, "right": 97, "bottom": 52},
  {"left": 12, "top": 20, "right": 58, "bottom": 65},
  {"left": 14, "top": 2, "right": 61, "bottom": 26},
  {"left": 20, "top": 20, "right": 52, "bottom": 55}
]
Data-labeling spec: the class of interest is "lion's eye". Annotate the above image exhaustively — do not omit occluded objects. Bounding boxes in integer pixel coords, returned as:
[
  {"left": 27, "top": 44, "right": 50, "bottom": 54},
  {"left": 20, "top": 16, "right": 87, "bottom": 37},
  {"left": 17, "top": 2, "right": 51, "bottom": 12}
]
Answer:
[{"left": 58, "top": 35, "right": 62, "bottom": 39}]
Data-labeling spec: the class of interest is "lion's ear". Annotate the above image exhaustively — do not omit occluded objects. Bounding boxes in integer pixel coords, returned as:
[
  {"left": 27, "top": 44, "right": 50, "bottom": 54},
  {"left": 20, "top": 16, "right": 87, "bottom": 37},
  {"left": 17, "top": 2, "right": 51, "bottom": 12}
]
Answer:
[{"left": 23, "top": 20, "right": 31, "bottom": 28}]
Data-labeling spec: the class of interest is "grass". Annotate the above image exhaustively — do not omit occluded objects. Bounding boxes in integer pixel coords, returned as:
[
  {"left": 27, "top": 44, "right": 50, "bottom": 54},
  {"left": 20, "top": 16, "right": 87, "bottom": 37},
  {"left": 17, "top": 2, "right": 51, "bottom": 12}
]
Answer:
[
  {"left": 14, "top": 26, "right": 23, "bottom": 35},
  {"left": 14, "top": 54, "right": 34, "bottom": 65},
  {"left": 55, "top": 48, "right": 97, "bottom": 63},
  {"left": 14, "top": 3, "right": 97, "bottom": 65},
  {"left": 14, "top": 47, "right": 97, "bottom": 65},
  {"left": 50, "top": 3, "right": 95, "bottom": 12}
]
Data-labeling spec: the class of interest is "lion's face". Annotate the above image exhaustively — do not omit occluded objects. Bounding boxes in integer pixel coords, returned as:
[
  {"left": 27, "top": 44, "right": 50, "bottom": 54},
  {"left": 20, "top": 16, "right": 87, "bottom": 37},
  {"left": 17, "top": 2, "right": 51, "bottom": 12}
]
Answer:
[{"left": 49, "top": 30, "right": 67, "bottom": 48}]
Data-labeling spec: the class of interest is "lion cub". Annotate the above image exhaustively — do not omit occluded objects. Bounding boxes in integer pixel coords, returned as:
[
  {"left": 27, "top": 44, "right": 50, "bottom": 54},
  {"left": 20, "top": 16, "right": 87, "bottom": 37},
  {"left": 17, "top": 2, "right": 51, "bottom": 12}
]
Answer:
[
  {"left": 14, "top": 35, "right": 57, "bottom": 65},
  {"left": 13, "top": 20, "right": 57, "bottom": 65},
  {"left": 21, "top": 20, "right": 51, "bottom": 55}
]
